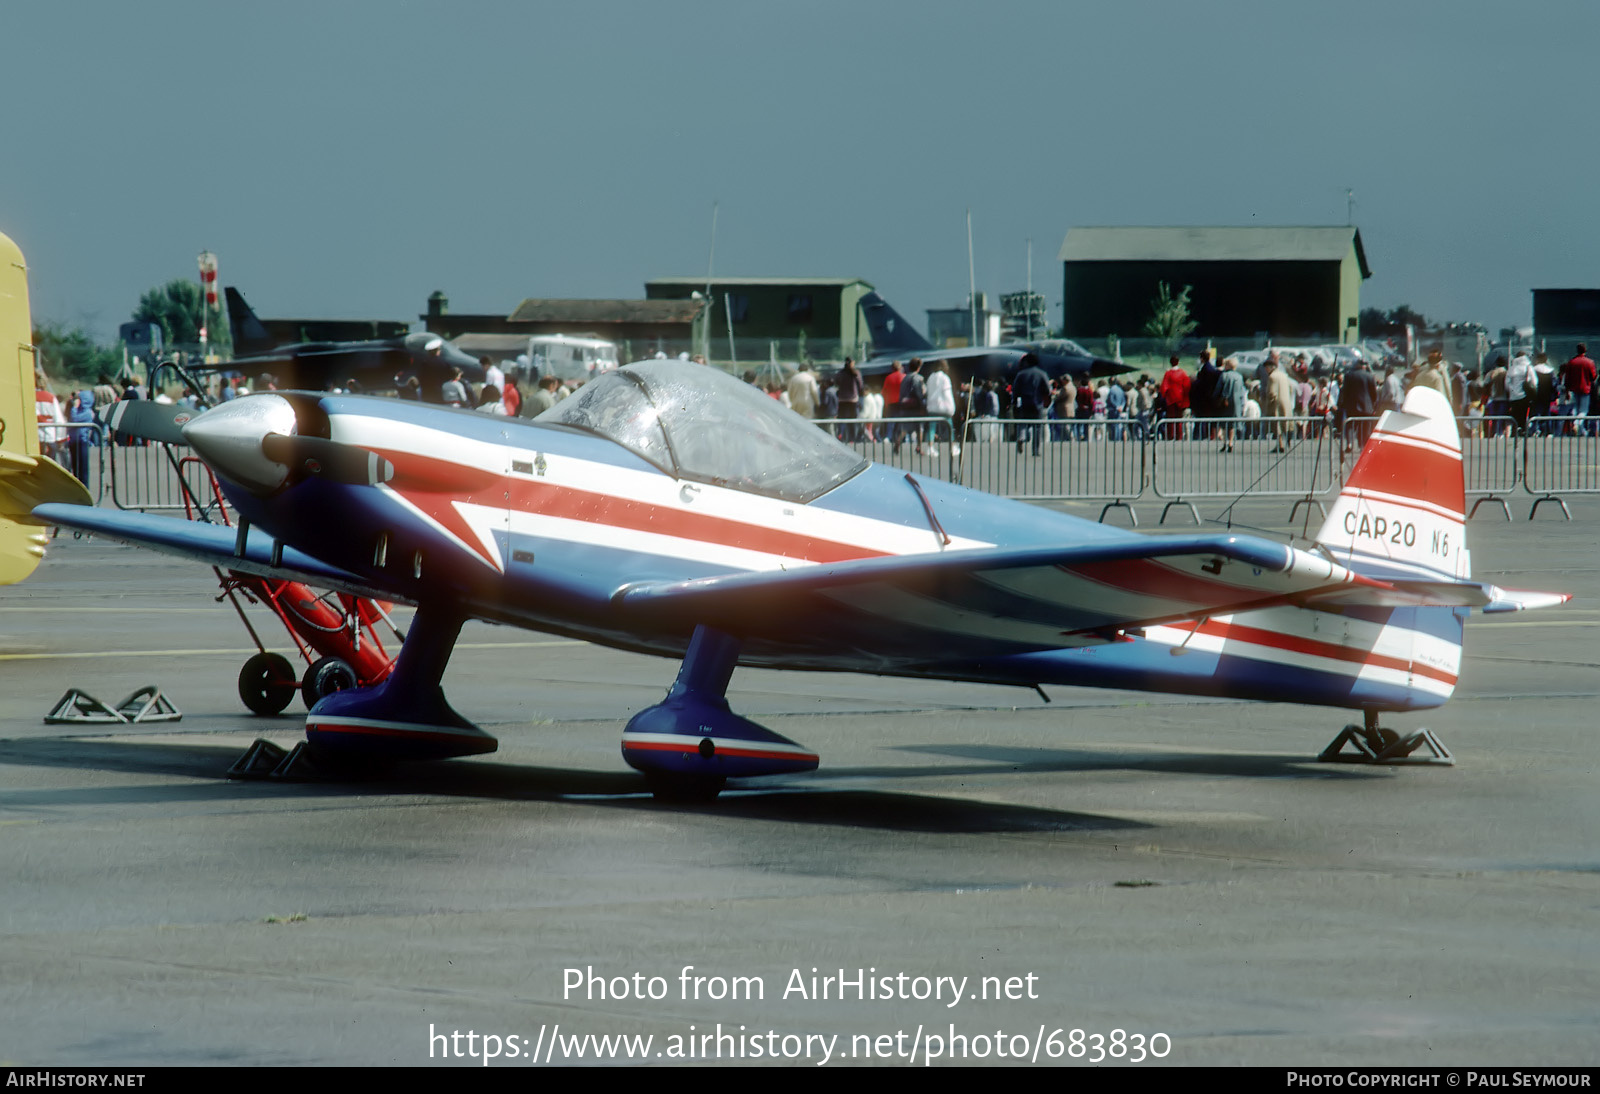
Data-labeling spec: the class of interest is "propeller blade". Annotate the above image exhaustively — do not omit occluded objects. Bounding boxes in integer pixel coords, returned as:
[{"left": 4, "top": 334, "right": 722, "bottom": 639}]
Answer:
[
  {"left": 107, "top": 401, "right": 199, "bottom": 446},
  {"left": 260, "top": 434, "right": 394, "bottom": 486}
]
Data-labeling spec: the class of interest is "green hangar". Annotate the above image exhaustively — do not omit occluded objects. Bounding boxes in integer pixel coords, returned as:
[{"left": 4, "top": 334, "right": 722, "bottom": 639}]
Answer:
[{"left": 1058, "top": 226, "right": 1370, "bottom": 344}]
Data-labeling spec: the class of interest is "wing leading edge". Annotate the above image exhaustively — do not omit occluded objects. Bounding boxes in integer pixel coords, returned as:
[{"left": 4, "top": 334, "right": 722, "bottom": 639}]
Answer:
[{"left": 32, "top": 503, "right": 400, "bottom": 603}]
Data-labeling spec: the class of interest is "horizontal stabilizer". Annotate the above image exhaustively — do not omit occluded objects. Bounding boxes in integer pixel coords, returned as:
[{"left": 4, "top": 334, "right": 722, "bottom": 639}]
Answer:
[
  {"left": 1305, "top": 579, "right": 1494, "bottom": 610},
  {"left": 1304, "top": 579, "right": 1563, "bottom": 611},
  {"left": 0, "top": 451, "right": 92, "bottom": 519},
  {"left": 0, "top": 453, "right": 90, "bottom": 584},
  {"left": 1481, "top": 587, "right": 1572, "bottom": 613}
]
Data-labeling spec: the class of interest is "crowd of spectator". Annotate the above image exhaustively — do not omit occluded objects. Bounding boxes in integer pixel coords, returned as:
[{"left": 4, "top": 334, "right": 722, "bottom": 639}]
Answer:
[
  {"left": 787, "top": 342, "right": 1600, "bottom": 455},
  {"left": 38, "top": 342, "right": 1600, "bottom": 494}
]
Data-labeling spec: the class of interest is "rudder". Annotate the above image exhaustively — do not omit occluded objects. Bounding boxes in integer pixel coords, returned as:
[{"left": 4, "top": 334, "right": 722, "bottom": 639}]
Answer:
[
  {"left": 0, "top": 229, "right": 92, "bottom": 584},
  {"left": 1315, "top": 386, "right": 1468, "bottom": 581}
]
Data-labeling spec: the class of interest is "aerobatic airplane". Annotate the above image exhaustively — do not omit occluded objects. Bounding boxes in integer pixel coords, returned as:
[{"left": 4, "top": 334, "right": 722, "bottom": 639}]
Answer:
[
  {"left": 35, "top": 359, "right": 1567, "bottom": 798},
  {"left": 0, "top": 230, "right": 94, "bottom": 585}
]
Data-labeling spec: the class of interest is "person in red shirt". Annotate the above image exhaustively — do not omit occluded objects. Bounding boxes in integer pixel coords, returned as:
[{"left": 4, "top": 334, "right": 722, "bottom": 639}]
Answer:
[
  {"left": 880, "top": 361, "right": 905, "bottom": 445},
  {"left": 1158, "top": 354, "right": 1191, "bottom": 439},
  {"left": 1562, "top": 343, "right": 1596, "bottom": 435}
]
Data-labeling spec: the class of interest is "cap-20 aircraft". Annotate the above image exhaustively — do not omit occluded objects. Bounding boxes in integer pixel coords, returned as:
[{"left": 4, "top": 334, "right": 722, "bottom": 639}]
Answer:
[{"left": 37, "top": 358, "right": 1566, "bottom": 798}]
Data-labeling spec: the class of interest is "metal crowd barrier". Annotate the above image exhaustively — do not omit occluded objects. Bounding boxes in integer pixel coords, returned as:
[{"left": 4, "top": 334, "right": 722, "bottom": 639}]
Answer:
[
  {"left": 80, "top": 402, "right": 1590, "bottom": 528},
  {"left": 1458, "top": 417, "right": 1522, "bottom": 519},
  {"left": 38, "top": 421, "right": 107, "bottom": 505},
  {"left": 109, "top": 441, "right": 215, "bottom": 512},
  {"left": 959, "top": 416, "right": 1147, "bottom": 522},
  {"left": 1521, "top": 416, "right": 1600, "bottom": 519},
  {"left": 814, "top": 416, "right": 957, "bottom": 483},
  {"left": 1149, "top": 416, "right": 1337, "bottom": 524}
]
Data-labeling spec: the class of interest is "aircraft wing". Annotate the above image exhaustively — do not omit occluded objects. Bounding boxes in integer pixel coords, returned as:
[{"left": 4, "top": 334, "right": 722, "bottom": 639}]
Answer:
[
  {"left": 864, "top": 345, "right": 1133, "bottom": 380},
  {"left": 0, "top": 452, "right": 93, "bottom": 517},
  {"left": 32, "top": 503, "right": 407, "bottom": 604},
  {"left": 0, "top": 454, "right": 93, "bottom": 585},
  {"left": 613, "top": 532, "right": 1462, "bottom": 659}
]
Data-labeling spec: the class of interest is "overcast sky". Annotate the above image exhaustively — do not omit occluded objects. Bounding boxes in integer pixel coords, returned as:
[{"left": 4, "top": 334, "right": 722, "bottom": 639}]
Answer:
[{"left": 2, "top": 0, "right": 1593, "bottom": 343}]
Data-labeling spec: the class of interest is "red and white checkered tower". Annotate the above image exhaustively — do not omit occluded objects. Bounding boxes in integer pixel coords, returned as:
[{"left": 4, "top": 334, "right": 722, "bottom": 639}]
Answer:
[{"left": 197, "top": 251, "right": 218, "bottom": 354}]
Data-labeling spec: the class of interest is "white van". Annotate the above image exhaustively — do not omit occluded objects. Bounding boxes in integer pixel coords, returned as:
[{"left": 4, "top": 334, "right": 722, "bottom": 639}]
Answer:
[{"left": 525, "top": 335, "right": 620, "bottom": 382}]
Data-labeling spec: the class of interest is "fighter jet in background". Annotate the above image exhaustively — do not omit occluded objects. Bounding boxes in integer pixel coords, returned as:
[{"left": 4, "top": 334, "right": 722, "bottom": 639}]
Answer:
[
  {"left": 858, "top": 291, "right": 1132, "bottom": 382},
  {"left": 226, "top": 287, "right": 484, "bottom": 396}
]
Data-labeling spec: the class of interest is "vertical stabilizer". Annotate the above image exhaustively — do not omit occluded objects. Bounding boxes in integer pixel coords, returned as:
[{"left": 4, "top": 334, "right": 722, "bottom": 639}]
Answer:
[
  {"left": 1315, "top": 387, "right": 1468, "bottom": 581},
  {"left": 225, "top": 286, "right": 277, "bottom": 355},
  {"left": 0, "top": 230, "right": 92, "bottom": 584},
  {"left": 859, "top": 292, "right": 934, "bottom": 356},
  {"left": 0, "top": 231, "right": 38, "bottom": 460}
]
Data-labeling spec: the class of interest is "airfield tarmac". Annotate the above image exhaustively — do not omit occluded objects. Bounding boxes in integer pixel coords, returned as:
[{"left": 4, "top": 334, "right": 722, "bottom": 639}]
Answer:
[{"left": 0, "top": 493, "right": 1596, "bottom": 1067}]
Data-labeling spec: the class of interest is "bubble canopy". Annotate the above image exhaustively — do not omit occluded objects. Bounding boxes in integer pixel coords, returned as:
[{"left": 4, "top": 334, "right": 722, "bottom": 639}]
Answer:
[{"left": 535, "top": 360, "right": 868, "bottom": 503}]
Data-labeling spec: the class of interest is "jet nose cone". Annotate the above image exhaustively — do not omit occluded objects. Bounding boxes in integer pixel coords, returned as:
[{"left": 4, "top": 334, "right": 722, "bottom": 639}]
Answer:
[{"left": 181, "top": 393, "right": 299, "bottom": 494}]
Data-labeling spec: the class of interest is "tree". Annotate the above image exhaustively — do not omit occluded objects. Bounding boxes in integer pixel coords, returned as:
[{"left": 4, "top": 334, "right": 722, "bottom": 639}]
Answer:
[
  {"left": 1143, "top": 281, "right": 1197, "bottom": 354},
  {"left": 1359, "top": 305, "right": 1431, "bottom": 338},
  {"left": 132, "top": 278, "right": 207, "bottom": 347},
  {"left": 31, "top": 321, "right": 122, "bottom": 387}
]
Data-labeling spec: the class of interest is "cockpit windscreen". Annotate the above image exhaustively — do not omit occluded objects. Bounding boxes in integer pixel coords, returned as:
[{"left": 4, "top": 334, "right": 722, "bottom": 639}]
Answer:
[{"left": 536, "top": 360, "right": 867, "bottom": 502}]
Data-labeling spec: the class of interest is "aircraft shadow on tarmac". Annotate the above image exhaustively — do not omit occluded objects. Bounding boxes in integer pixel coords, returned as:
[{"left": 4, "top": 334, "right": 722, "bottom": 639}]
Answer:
[
  {"left": 0, "top": 737, "right": 1155, "bottom": 835},
  {"left": 873, "top": 743, "right": 1389, "bottom": 781}
]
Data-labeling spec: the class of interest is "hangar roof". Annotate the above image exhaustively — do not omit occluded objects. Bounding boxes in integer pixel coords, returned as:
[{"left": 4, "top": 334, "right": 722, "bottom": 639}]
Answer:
[
  {"left": 1059, "top": 226, "right": 1370, "bottom": 279},
  {"left": 646, "top": 276, "right": 873, "bottom": 288},
  {"left": 507, "top": 298, "right": 705, "bottom": 324}
]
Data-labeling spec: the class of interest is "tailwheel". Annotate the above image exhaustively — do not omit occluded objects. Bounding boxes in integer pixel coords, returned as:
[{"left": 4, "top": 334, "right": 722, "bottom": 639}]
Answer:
[
  {"left": 238, "top": 652, "right": 297, "bottom": 715},
  {"left": 646, "top": 773, "right": 728, "bottom": 803},
  {"left": 302, "top": 656, "right": 358, "bottom": 710},
  {"left": 1319, "top": 710, "right": 1454, "bottom": 766}
]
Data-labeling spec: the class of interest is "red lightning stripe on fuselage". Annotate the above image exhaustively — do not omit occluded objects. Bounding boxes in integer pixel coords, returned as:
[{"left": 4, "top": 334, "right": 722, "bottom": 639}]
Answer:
[
  {"left": 1171, "top": 617, "right": 1458, "bottom": 686},
  {"left": 377, "top": 448, "right": 893, "bottom": 569}
]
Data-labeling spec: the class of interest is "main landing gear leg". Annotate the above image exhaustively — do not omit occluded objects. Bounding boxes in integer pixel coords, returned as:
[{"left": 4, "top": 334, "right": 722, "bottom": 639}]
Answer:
[
  {"left": 1318, "top": 709, "right": 1454, "bottom": 766},
  {"left": 621, "top": 624, "right": 818, "bottom": 801},
  {"left": 230, "top": 603, "right": 495, "bottom": 779}
]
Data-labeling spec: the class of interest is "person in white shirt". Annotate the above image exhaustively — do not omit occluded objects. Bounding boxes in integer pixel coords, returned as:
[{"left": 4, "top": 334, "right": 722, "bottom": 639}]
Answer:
[
  {"left": 925, "top": 360, "right": 955, "bottom": 418},
  {"left": 787, "top": 366, "right": 820, "bottom": 418},
  {"left": 861, "top": 385, "right": 884, "bottom": 440},
  {"left": 1506, "top": 352, "right": 1536, "bottom": 433},
  {"left": 924, "top": 360, "right": 957, "bottom": 453},
  {"left": 474, "top": 384, "right": 508, "bottom": 415},
  {"left": 481, "top": 357, "right": 505, "bottom": 396}
]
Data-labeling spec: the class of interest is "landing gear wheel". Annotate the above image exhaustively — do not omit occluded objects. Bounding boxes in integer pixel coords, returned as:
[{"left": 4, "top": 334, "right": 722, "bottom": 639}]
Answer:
[
  {"left": 646, "top": 773, "right": 727, "bottom": 803},
  {"left": 238, "top": 652, "right": 297, "bottom": 715},
  {"left": 302, "top": 656, "right": 358, "bottom": 710}
]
